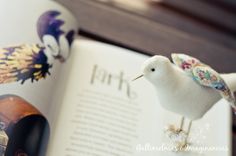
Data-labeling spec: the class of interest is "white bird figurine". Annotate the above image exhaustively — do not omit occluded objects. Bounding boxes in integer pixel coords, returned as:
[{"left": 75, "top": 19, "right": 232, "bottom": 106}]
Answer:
[{"left": 133, "top": 53, "right": 236, "bottom": 148}]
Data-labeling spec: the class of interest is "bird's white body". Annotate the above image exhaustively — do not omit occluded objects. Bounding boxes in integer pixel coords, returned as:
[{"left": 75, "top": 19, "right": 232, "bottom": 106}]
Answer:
[
  {"left": 154, "top": 64, "right": 221, "bottom": 120},
  {"left": 140, "top": 55, "right": 236, "bottom": 120}
]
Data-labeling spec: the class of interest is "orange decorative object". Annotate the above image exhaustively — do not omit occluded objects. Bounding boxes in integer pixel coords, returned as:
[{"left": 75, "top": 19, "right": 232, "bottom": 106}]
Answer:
[{"left": 0, "top": 95, "right": 49, "bottom": 156}]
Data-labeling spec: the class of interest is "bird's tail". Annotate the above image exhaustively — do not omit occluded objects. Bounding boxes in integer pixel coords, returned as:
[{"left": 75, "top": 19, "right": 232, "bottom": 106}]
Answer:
[
  {"left": 221, "top": 73, "right": 236, "bottom": 92},
  {"left": 221, "top": 73, "right": 236, "bottom": 114}
]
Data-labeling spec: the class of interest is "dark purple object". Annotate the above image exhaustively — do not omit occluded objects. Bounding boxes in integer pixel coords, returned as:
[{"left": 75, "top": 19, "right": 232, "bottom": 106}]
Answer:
[{"left": 37, "top": 10, "right": 75, "bottom": 46}]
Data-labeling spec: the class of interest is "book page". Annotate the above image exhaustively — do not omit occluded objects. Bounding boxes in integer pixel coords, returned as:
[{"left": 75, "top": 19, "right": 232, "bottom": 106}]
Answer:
[
  {"left": 0, "top": 0, "right": 78, "bottom": 117},
  {"left": 48, "top": 40, "right": 231, "bottom": 156},
  {"left": 0, "top": 0, "right": 78, "bottom": 155}
]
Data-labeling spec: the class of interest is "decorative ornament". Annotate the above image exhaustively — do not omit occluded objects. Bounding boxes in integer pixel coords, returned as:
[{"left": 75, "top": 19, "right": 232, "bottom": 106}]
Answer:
[{"left": 133, "top": 54, "right": 236, "bottom": 150}]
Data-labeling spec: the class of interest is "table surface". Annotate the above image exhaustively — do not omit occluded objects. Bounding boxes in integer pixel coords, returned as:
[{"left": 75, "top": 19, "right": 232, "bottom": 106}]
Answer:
[{"left": 57, "top": 0, "right": 236, "bottom": 155}]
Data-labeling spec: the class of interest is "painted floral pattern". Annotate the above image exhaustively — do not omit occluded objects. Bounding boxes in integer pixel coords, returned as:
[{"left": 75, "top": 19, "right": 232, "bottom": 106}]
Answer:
[
  {"left": 171, "top": 53, "right": 236, "bottom": 107},
  {"left": 0, "top": 44, "right": 51, "bottom": 84},
  {"left": 0, "top": 10, "right": 76, "bottom": 84}
]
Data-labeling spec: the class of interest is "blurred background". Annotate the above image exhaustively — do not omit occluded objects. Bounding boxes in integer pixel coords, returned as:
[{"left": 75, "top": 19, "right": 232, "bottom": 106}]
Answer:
[{"left": 57, "top": 0, "right": 236, "bottom": 154}]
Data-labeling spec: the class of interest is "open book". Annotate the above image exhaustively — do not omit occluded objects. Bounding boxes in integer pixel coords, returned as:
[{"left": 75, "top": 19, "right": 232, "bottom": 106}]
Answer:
[{"left": 0, "top": 0, "right": 232, "bottom": 156}]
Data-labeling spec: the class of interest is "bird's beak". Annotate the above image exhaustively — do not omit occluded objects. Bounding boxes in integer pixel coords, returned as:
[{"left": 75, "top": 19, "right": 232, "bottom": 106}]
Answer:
[{"left": 132, "top": 74, "right": 144, "bottom": 81}]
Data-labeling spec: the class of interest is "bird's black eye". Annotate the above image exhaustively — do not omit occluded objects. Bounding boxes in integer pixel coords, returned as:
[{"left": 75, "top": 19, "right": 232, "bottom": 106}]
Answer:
[{"left": 151, "top": 68, "right": 155, "bottom": 72}]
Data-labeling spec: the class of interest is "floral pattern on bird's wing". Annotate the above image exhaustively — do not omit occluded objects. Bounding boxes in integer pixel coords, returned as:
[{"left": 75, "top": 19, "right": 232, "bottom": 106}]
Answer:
[
  {"left": 192, "top": 65, "right": 236, "bottom": 107},
  {"left": 171, "top": 53, "right": 201, "bottom": 75},
  {"left": 0, "top": 44, "right": 51, "bottom": 84}
]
